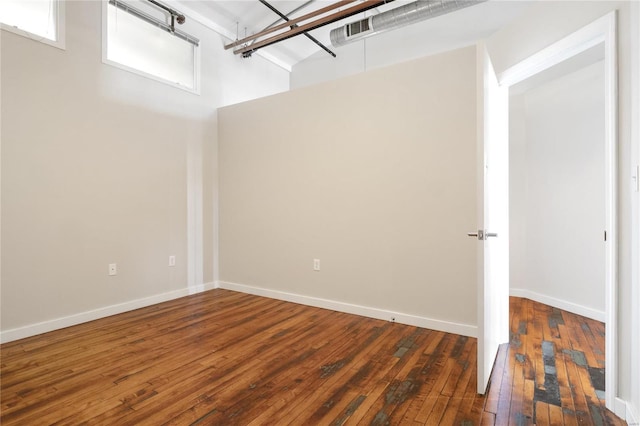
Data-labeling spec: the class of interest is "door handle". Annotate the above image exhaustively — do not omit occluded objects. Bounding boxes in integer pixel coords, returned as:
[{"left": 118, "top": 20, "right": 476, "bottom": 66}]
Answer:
[
  {"left": 467, "top": 230, "right": 484, "bottom": 240},
  {"left": 467, "top": 230, "right": 497, "bottom": 240}
]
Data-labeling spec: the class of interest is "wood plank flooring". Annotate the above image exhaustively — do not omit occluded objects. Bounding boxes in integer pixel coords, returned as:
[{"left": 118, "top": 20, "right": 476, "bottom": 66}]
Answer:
[{"left": 0, "top": 290, "right": 626, "bottom": 425}]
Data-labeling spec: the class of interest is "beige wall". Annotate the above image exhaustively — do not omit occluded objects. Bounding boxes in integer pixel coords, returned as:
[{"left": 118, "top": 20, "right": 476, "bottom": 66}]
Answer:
[
  {"left": 0, "top": 1, "right": 288, "bottom": 338},
  {"left": 219, "top": 46, "right": 479, "bottom": 332}
]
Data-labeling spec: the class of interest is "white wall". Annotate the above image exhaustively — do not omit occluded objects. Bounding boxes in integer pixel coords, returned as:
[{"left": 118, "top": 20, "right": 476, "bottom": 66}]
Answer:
[
  {"left": 632, "top": 2, "right": 640, "bottom": 423},
  {"left": 510, "top": 61, "right": 606, "bottom": 320},
  {"left": 487, "top": 1, "right": 639, "bottom": 421},
  {"left": 0, "top": 0, "right": 289, "bottom": 341},
  {"left": 219, "top": 46, "right": 479, "bottom": 336}
]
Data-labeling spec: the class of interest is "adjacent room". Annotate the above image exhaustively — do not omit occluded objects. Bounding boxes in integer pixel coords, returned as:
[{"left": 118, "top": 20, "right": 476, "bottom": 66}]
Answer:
[{"left": 1, "top": 0, "right": 639, "bottom": 424}]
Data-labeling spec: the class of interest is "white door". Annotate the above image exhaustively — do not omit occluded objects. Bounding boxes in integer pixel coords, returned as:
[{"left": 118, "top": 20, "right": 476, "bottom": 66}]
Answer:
[{"left": 475, "top": 42, "right": 510, "bottom": 394}]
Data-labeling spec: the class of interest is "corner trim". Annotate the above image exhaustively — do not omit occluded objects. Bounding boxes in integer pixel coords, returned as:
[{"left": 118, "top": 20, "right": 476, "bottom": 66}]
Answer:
[
  {"left": 217, "top": 281, "right": 477, "bottom": 338},
  {"left": 628, "top": 405, "right": 639, "bottom": 426},
  {"left": 615, "top": 397, "right": 639, "bottom": 425},
  {"left": 510, "top": 288, "right": 605, "bottom": 322},
  {"left": 0, "top": 282, "right": 217, "bottom": 344}
]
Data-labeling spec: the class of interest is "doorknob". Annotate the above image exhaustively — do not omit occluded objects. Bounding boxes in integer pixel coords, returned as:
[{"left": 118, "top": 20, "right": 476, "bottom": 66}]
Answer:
[
  {"left": 467, "top": 230, "right": 498, "bottom": 240},
  {"left": 467, "top": 230, "right": 484, "bottom": 240}
]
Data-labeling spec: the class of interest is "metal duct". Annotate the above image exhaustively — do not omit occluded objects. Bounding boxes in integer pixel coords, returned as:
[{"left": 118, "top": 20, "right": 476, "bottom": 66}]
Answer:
[{"left": 330, "top": 0, "right": 485, "bottom": 47}]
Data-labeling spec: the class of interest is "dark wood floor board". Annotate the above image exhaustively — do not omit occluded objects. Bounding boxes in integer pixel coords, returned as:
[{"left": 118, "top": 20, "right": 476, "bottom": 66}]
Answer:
[
  {"left": 508, "top": 353, "right": 525, "bottom": 425},
  {"left": 1, "top": 292, "right": 276, "bottom": 387},
  {"left": 346, "top": 326, "right": 433, "bottom": 424},
  {"left": 412, "top": 356, "right": 455, "bottom": 423},
  {"left": 562, "top": 313, "right": 594, "bottom": 365},
  {"left": 202, "top": 322, "right": 396, "bottom": 425},
  {"left": 555, "top": 346, "right": 573, "bottom": 391},
  {"left": 116, "top": 311, "right": 365, "bottom": 425},
  {"left": 4, "top": 290, "right": 250, "bottom": 361},
  {"left": 248, "top": 321, "right": 405, "bottom": 425},
  {"left": 483, "top": 338, "right": 507, "bottom": 415},
  {"left": 3, "top": 294, "right": 284, "bottom": 422},
  {"left": 339, "top": 330, "right": 444, "bottom": 425},
  {"left": 435, "top": 341, "right": 477, "bottom": 425},
  {"left": 549, "top": 402, "right": 565, "bottom": 424},
  {"left": 523, "top": 379, "right": 536, "bottom": 423},
  {"left": 515, "top": 309, "right": 534, "bottom": 422},
  {"left": 341, "top": 331, "right": 427, "bottom": 424},
  {"left": 0, "top": 291, "right": 627, "bottom": 425},
  {"left": 2, "top": 297, "right": 312, "bottom": 424},
  {"left": 524, "top": 298, "right": 541, "bottom": 384},
  {"left": 394, "top": 331, "right": 449, "bottom": 423},
  {"left": 481, "top": 410, "right": 496, "bottom": 425},
  {"left": 222, "top": 316, "right": 403, "bottom": 424},
  {"left": 377, "top": 332, "right": 467, "bottom": 424},
  {"left": 494, "top": 347, "right": 516, "bottom": 424},
  {"left": 348, "top": 377, "right": 393, "bottom": 425},
  {"left": 536, "top": 400, "right": 551, "bottom": 425},
  {"left": 452, "top": 341, "right": 482, "bottom": 425},
  {"left": 531, "top": 319, "right": 548, "bottom": 391},
  {"left": 441, "top": 336, "right": 473, "bottom": 398},
  {"left": 559, "top": 385, "right": 579, "bottom": 426},
  {"left": 564, "top": 354, "right": 595, "bottom": 426},
  {"left": 401, "top": 334, "right": 461, "bottom": 423},
  {"left": 292, "top": 354, "right": 403, "bottom": 424},
  {"left": 291, "top": 326, "right": 430, "bottom": 425}
]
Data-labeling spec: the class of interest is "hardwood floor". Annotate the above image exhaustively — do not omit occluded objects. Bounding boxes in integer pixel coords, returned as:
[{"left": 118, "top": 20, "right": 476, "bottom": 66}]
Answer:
[
  {"left": 0, "top": 290, "right": 626, "bottom": 425},
  {"left": 486, "top": 297, "right": 622, "bottom": 426}
]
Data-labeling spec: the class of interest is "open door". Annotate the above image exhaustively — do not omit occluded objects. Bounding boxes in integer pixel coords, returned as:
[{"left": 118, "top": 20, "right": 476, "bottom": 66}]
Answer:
[{"left": 474, "top": 42, "right": 510, "bottom": 394}]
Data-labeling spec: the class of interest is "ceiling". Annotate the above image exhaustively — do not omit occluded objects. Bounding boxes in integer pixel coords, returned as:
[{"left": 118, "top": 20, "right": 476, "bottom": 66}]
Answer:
[
  {"left": 510, "top": 43, "right": 605, "bottom": 96},
  {"left": 174, "top": 0, "right": 534, "bottom": 71}
]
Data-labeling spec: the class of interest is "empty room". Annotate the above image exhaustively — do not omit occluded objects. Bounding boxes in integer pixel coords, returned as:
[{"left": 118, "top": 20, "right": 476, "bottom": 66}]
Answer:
[{"left": 1, "top": 0, "right": 639, "bottom": 424}]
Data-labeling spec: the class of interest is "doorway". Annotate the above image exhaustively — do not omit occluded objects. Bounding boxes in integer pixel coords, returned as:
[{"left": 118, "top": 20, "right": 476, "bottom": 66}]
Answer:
[
  {"left": 509, "top": 46, "right": 606, "bottom": 321},
  {"left": 497, "top": 12, "right": 618, "bottom": 411}
]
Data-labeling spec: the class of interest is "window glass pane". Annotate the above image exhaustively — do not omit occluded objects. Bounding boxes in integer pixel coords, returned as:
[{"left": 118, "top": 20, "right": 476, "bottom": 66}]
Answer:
[
  {"left": 107, "top": 3, "right": 195, "bottom": 89},
  {"left": 0, "top": 0, "right": 57, "bottom": 41}
]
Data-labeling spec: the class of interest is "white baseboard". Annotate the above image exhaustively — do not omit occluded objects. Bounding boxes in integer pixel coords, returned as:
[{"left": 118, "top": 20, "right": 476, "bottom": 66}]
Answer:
[
  {"left": 509, "top": 288, "right": 605, "bottom": 322},
  {"left": 217, "top": 281, "right": 477, "bottom": 338},
  {"left": 620, "top": 397, "right": 640, "bottom": 426},
  {"left": 0, "top": 282, "right": 217, "bottom": 344},
  {"left": 188, "top": 281, "right": 219, "bottom": 294}
]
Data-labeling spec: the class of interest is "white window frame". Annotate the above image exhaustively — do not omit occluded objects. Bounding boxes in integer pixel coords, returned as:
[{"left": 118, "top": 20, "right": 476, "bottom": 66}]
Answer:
[
  {"left": 101, "top": 0, "right": 201, "bottom": 94},
  {"left": 0, "top": 0, "right": 66, "bottom": 50}
]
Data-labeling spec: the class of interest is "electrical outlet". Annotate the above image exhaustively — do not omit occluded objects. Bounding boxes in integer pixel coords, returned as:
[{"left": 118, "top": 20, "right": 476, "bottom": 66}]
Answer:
[
  {"left": 108, "top": 263, "right": 117, "bottom": 276},
  {"left": 169, "top": 255, "right": 176, "bottom": 267},
  {"left": 313, "top": 259, "right": 320, "bottom": 271}
]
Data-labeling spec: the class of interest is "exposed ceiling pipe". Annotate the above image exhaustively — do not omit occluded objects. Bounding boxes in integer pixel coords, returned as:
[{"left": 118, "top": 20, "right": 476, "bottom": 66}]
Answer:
[
  {"left": 233, "top": 0, "right": 393, "bottom": 57},
  {"left": 257, "top": 0, "right": 336, "bottom": 58},
  {"left": 249, "top": 0, "right": 315, "bottom": 46},
  {"left": 224, "top": 0, "right": 357, "bottom": 50},
  {"left": 330, "top": 0, "right": 486, "bottom": 47}
]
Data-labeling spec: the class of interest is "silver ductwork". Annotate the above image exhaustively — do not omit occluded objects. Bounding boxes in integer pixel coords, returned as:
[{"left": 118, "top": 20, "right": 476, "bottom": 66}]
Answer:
[{"left": 330, "top": 0, "right": 485, "bottom": 47}]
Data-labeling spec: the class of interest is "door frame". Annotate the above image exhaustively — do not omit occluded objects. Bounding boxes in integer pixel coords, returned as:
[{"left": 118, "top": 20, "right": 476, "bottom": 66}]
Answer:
[{"left": 498, "top": 12, "right": 618, "bottom": 412}]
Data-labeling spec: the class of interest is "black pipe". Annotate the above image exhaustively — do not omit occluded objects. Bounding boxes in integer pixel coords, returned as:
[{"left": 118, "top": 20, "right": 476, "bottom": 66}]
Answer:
[
  {"left": 258, "top": 0, "right": 336, "bottom": 58},
  {"left": 236, "top": 0, "right": 390, "bottom": 57},
  {"left": 109, "top": 0, "right": 198, "bottom": 46}
]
